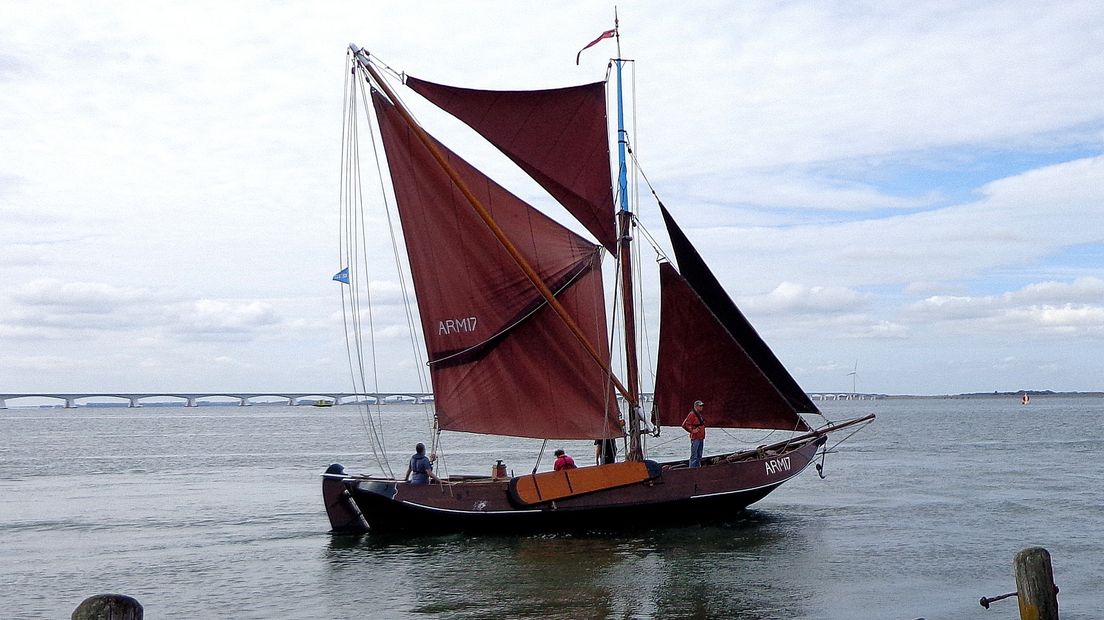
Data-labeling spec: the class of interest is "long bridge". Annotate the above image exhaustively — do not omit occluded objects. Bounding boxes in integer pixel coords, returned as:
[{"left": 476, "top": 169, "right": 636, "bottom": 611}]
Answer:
[
  {"left": 0, "top": 391, "right": 876, "bottom": 409},
  {"left": 0, "top": 392, "right": 434, "bottom": 409}
]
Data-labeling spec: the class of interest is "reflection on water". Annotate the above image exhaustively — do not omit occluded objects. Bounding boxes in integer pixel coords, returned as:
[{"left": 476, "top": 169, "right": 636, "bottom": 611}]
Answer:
[{"left": 323, "top": 510, "right": 817, "bottom": 619}]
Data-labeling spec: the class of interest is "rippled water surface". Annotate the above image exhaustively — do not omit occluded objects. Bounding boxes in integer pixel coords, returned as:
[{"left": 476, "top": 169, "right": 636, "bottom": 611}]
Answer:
[{"left": 1, "top": 397, "right": 1101, "bottom": 618}]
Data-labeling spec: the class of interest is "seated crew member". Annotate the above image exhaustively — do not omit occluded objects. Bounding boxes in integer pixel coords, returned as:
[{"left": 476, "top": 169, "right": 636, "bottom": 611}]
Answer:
[{"left": 553, "top": 448, "right": 578, "bottom": 471}]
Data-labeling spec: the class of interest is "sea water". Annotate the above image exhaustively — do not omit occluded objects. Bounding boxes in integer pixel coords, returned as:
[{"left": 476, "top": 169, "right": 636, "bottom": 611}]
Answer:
[{"left": 1, "top": 397, "right": 1101, "bottom": 619}]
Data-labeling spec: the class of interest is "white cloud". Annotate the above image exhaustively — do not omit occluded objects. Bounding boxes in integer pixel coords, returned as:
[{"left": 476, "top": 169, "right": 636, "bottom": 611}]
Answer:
[
  {"left": 907, "top": 278, "right": 1104, "bottom": 338},
  {"left": 865, "top": 320, "right": 909, "bottom": 340},
  {"left": 168, "top": 300, "right": 278, "bottom": 338},
  {"left": 904, "top": 281, "right": 965, "bottom": 295},
  {"left": 676, "top": 170, "right": 940, "bottom": 213},
  {"left": 684, "top": 156, "right": 1104, "bottom": 293},
  {"left": 1014, "top": 304, "right": 1104, "bottom": 334},
  {"left": 4, "top": 355, "right": 94, "bottom": 371},
  {"left": 649, "top": 1, "right": 1104, "bottom": 170},
  {"left": 1011, "top": 277, "right": 1104, "bottom": 304},
  {"left": 12, "top": 278, "right": 151, "bottom": 311},
  {"left": 211, "top": 355, "right": 251, "bottom": 369},
  {"left": 741, "top": 281, "right": 868, "bottom": 314}
]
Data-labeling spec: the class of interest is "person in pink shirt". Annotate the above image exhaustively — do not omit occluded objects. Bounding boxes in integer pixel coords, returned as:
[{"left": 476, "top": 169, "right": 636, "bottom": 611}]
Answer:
[{"left": 553, "top": 448, "right": 578, "bottom": 471}]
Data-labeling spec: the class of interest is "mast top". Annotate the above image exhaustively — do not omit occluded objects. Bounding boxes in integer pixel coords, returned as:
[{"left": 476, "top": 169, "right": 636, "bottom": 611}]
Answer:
[
  {"left": 614, "top": 8, "right": 621, "bottom": 58},
  {"left": 348, "top": 43, "right": 369, "bottom": 65}
]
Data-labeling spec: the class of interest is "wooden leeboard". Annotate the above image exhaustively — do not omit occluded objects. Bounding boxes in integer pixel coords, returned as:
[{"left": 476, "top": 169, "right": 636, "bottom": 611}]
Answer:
[{"left": 509, "top": 461, "right": 653, "bottom": 506}]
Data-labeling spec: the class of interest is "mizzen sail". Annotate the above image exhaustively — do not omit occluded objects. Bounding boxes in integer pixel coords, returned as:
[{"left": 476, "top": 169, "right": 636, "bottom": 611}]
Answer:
[
  {"left": 406, "top": 77, "right": 618, "bottom": 253},
  {"left": 372, "top": 89, "right": 620, "bottom": 440}
]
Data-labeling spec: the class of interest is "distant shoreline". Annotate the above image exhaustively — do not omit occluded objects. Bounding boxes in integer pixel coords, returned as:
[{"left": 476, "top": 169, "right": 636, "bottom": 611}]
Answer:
[{"left": 864, "top": 391, "right": 1104, "bottom": 400}]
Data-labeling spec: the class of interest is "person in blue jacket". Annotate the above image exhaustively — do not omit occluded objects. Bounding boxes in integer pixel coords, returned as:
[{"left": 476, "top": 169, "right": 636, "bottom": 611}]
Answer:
[{"left": 404, "top": 442, "right": 440, "bottom": 484}]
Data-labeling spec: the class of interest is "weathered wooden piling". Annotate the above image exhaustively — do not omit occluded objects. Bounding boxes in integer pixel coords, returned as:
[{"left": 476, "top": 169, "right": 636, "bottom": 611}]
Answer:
[
  {"left": 71, "top": 594, "right": 143, "bottom": 620},
  {"left": 1013, "top": 547, "right": 1058, "bottom": 620}
]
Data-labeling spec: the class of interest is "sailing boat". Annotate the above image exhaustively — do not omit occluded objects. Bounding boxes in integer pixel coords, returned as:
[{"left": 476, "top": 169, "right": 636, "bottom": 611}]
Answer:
[{"left": 323, "top": 32, "right": 873, "bottom": 535}]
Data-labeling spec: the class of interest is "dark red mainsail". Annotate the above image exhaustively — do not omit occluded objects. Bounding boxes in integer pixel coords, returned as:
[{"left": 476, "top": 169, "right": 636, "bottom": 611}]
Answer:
[
  {"left": 406, "top": 77, "right": 618, "bottom": 253},
  {"left": 653, "top": 204, "right": 816, "bottom": 431},
  {"left": 372, "top": 89, "right": 620, "bottom": 440}
]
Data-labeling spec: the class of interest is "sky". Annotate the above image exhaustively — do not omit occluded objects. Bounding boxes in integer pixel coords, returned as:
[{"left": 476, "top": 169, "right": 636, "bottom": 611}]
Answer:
[{"left": 1, "top": 1, "right": 1102, "bottom": 398}]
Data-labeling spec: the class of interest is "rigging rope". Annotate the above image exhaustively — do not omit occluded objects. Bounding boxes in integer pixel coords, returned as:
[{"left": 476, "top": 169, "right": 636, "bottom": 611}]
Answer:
[
  {"left": 356, "top": 63, "right": 438, "bottom": 453},
  {"left": 354, "top": 69, "right": 395, "bottom": 477},
  {"left": 338, "top": 56, "right": 379, "bottom": 461},
  {"left": 339, "top": 55, "right": 392, "bottom": 477},
  {"left": 353, "top": 57, "right": 463, "bottom": 481},
  {"left": 814, "top": 416, "right": 875, "bottom": 478},
  {"left": 626, "top": 60, "right": 656, "bottom": 451},
  {"left": 336, "top": 54, "right": 464, "bottom": 480},
  {"left": 533, "top": 440, "right": 548, "bottom": 475},
  {"left": 717, "top": 426, "right": 781, "bottom": 446}
]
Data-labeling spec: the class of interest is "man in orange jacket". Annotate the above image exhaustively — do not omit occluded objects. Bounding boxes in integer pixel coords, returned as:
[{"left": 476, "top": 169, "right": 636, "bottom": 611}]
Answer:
[{"left": 682, "top": 400, "right": 706, "bottom": 467}]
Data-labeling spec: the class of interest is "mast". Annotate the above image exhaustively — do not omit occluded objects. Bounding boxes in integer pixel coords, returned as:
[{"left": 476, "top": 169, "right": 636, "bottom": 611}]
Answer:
[
  {"left": 612, "top": 15, "right": 644, "bottom": 461},
  {"left": 349, "top": 45, "right": 635, "bottom": 406}
]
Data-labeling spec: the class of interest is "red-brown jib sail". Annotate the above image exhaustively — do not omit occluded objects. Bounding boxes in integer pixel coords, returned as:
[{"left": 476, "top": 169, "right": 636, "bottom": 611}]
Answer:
[{"left": 653, "top": 203, "right": 816, "bottom": 431}]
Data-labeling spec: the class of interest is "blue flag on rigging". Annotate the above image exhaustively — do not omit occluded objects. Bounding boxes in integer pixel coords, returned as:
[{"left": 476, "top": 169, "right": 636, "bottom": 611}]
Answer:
[{"left": 332, "top": 267, "right": 349, "bottom": 284}]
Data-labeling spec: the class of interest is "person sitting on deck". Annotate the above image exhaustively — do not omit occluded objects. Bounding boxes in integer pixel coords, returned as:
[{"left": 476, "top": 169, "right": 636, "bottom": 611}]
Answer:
[
  {"left": 553, "top": 448, "right": 577, "bottom": 471},
  {"left": 404, "top": 442, "right": 440, "bottom": 484}
]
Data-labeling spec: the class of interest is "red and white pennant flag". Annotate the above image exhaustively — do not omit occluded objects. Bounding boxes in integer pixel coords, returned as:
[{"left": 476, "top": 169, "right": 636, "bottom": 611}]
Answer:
[{"left": 576, "top": 29, "right": 616, "bottom": 65}]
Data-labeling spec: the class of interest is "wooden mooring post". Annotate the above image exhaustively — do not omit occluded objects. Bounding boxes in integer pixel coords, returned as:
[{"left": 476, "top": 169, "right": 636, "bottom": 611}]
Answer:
[
  {"left": 72, "top": 594, "right": 143, "bottom": 619},
  {"left": 979, "top": 547, "right": 1059, "bottom": 618},
  {"left": 1014, "top": 547, "right": 1058, "bottom": 620}
]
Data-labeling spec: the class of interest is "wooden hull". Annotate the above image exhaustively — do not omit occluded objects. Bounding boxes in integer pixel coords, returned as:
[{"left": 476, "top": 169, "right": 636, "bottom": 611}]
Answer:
[{"left": 323, "top": 436, "right": 826, "bottom": 535}]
